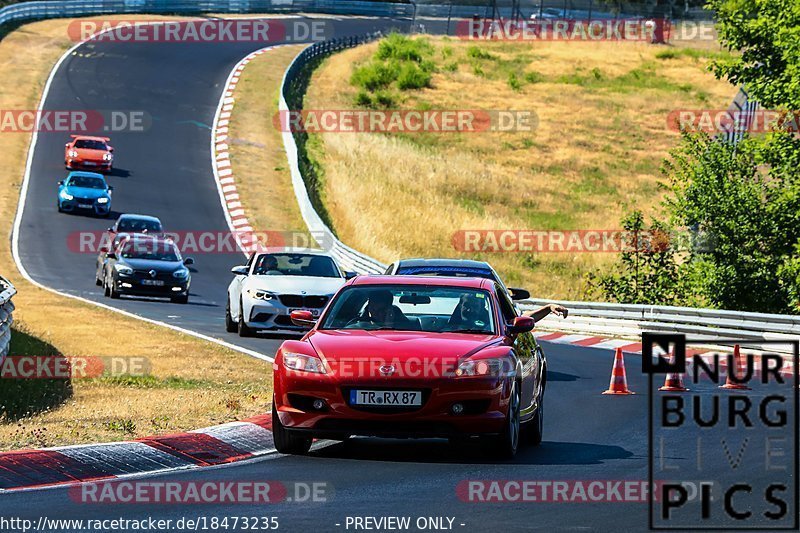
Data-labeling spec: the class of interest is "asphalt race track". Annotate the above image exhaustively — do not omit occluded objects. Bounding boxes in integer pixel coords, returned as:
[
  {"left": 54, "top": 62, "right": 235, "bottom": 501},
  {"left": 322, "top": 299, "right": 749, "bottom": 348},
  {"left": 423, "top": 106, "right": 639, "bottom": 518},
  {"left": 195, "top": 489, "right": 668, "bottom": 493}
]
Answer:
[
  {"left": 15, "top": 16, "right": 410, "bottom": 358},
  {"left": 6, "top": 15, "right": 795, "bottom": 533}
]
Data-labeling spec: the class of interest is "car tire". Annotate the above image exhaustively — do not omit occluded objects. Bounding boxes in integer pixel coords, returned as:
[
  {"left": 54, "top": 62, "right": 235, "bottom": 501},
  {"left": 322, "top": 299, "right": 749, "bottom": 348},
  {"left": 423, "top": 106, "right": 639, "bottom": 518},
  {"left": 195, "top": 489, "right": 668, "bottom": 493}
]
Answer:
[
  {"left": 494, "top": 381, "right": 521, "bottom": 459},
  {"left": 107, "top": 275, "right": 120, "bottom": 299},
  {"left": 524, "top": 381, "right": 545, "bottom": 447},
  {"left": 272, "top": 402, "right": 312, "bottom": 455},
  {"left": 237, "top": 300, "right": 255, "bottom": 337},
  {"left": 225, "top": 300, "right": 237, "bottom": 333},
  {"left": 95, "top": 273, "right": 102, "bottom": 286},
  {"left": 103, "top": 273, "right": 110, "bottom": 297},
  {"left": 171, "top": 295, "right": 189, "bottom": 304}
]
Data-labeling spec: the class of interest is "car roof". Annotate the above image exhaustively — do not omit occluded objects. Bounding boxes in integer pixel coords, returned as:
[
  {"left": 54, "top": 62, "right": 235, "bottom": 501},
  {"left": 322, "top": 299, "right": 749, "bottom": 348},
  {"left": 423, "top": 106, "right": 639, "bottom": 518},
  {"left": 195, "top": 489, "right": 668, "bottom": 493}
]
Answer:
[
  {"left": 396, "top": 258, "right": 492, "bottom": 269},
  {"left": 67, "top": 171, "right": 105, "bottom": 179},
  {"left": 350, "top": 275, "right": 492, "bottom": 290},
  {"left": 254, "top": 248, "right": 334, "bottom": 257},
  {"left": 117, "top": 214, "right": 161, "bottom": 223},
  {"left": 119, "top": 234, "right": 174, "bottom": 246}
]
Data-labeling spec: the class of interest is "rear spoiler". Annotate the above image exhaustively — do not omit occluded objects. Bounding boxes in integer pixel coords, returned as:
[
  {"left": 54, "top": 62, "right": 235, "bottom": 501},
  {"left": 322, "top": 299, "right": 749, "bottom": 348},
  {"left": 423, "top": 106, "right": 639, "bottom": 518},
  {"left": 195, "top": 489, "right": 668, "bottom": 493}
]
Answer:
[{"left": 70, "top": 135, "right": 111, "bottom": 141}]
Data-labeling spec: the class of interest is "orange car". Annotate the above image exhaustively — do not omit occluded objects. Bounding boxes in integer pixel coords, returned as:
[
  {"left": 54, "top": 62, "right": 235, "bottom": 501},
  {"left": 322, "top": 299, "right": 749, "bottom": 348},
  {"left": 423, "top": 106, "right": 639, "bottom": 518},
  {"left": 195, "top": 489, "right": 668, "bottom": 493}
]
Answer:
[{"left": 64, "top": 135, "right": 114, "bottom": 172}]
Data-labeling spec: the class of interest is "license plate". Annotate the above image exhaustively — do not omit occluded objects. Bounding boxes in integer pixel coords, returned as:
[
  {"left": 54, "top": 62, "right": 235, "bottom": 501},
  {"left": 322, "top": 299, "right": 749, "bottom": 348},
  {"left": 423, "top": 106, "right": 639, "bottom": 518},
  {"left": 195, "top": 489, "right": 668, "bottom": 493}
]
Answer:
[
  {"left": 141, "top": 279, "right": 164, "bottom": 286},
  {"left": 78, "top": 203, "right": 93, "bottom": 209},
  {"left": 290, "top": 307, "right": 319, "bottom": 317},
  {"left": 84, "top": 162, "right": 96, "bottom": 166},
  {"left": 350, "top": 390, "right": 422, "bottom": 407}
]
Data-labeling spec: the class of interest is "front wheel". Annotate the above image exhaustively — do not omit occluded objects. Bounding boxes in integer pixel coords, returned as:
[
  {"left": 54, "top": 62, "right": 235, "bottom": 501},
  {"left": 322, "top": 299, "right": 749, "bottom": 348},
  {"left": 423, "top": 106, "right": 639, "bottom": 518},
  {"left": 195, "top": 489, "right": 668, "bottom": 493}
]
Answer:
[
  {"left": 171, "top": 294, "right": 189, "bottom": 304},
  {"left": 525, "top": 383, "right": 544, "bottom": 447},
  {"left": 225, "top": 300, "right": 237, "bottom": 332},
  {"left": 494, "top": 381, "right": 521, "bottom": 459},
  {"left": 237, "top": 301, "right": 255, "bottom": 337},
  {"left": 272, "top": 402, "right": 312, "bottom": 455}
]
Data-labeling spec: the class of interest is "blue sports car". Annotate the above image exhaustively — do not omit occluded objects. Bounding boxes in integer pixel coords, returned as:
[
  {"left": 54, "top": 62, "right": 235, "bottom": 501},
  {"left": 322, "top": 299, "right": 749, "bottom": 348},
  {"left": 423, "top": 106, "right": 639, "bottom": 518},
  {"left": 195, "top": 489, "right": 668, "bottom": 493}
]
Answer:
[{"left": 57, "top": 171, "right": 113, "bottom": 217}]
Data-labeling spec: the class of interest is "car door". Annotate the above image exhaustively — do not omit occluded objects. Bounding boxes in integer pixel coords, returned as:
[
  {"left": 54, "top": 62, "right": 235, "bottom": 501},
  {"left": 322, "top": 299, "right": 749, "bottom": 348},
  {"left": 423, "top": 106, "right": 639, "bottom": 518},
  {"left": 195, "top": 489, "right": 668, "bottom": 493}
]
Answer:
[
  {"left": 230, "top": 253, "right": 255, "bottom": 319},
  {"left": 497, "top": 284, "right": 537, "bottom": 417}
]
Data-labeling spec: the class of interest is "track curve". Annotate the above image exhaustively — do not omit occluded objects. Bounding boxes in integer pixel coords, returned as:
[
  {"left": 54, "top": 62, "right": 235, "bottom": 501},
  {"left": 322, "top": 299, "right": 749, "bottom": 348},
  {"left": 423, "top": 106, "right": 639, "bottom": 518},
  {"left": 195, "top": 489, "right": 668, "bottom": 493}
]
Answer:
[{"left": 5, "top": 15, "right": 788, "bottom": 532}]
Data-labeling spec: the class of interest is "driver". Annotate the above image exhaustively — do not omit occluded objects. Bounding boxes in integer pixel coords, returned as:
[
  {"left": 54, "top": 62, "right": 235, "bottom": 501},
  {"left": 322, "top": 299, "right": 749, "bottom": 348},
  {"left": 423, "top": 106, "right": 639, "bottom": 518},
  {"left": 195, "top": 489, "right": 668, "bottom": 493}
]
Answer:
[
  {"left": 361, "top": 289, "right": 410, "bottom": 327},
  {"left": 258, "top": 255, "right": 282, "bottom": 275},
  {"left": 447, "top": 294, "right": 490, "bottom": 330}
]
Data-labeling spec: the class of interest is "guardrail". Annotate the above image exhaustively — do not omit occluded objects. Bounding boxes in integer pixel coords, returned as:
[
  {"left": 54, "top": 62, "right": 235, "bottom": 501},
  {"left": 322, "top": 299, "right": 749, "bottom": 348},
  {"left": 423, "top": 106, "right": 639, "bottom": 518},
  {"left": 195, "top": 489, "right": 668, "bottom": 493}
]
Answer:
[
  {"left": 527, "top": 298, "right": 799, "bottom": 353},
  {"left": 0, "top": 276, "right": 16, "bottom": 365},
  {"left": 279, "top": 33, "right": 389, "bottom": 274}
]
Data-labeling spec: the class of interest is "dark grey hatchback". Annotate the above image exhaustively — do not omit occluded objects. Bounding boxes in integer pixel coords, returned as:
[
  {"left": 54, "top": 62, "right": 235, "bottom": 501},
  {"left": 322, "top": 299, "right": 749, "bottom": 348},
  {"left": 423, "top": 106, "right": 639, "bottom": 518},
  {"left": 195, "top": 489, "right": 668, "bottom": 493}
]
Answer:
[{"left": 96, "top": 234, "right": 193, "bottom": 304}]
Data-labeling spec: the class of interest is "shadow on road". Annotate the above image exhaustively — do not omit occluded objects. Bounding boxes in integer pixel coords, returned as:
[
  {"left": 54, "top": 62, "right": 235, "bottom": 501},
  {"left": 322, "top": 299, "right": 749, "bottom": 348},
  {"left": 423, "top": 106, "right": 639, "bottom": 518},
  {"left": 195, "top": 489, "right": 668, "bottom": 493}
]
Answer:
[{"left": 310, "top": 437, "right": 633, "bottom": 466}]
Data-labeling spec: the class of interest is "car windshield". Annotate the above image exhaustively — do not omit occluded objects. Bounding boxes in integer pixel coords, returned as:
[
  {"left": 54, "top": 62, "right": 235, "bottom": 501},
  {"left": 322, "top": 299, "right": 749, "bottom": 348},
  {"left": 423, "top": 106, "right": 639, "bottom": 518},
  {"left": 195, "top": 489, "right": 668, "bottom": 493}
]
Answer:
[
  {"left": 74, "top": 139, "right": 107, "bottom": 150},
  {"left": 320, "top": 285, "right": 495, "bottom": 334},
  {"left": 252, "top": 253, "right": 339, "bottom": 277},
  {"left": 68, "top": 175, "right": 106, "bottom": 189},
  {"left": 117, "top": 218, "right": 162, "bottom": 233},
  {"left": 120, "top": 240, "right": 180, "bottom": 262}
]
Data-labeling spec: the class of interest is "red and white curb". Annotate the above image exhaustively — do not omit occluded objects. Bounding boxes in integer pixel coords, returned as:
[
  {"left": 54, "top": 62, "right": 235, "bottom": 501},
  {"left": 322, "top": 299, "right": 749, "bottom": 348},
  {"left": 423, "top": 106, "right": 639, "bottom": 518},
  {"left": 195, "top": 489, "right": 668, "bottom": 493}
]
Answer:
[
  {"left": 211, "top": 44, "right": 295, "bottom": 255},
  {"left": 533, "top": 331, "right": 796, "bottom": 376},
  {"left": 0, "top": 414, "right": 273, "bottom": 492}
]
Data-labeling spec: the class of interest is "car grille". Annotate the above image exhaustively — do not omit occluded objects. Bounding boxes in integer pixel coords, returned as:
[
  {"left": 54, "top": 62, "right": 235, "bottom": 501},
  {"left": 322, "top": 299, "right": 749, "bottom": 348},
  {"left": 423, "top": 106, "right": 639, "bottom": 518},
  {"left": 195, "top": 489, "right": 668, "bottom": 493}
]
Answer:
[
  {"left": 73, "top": 196, "right": 95, "bottom": 204},
  {"left": 278, "top": 295, "right": 329, "bottom": 308},
  {"left": 132, "top": 269, "right": 174, "bottom": 282}
]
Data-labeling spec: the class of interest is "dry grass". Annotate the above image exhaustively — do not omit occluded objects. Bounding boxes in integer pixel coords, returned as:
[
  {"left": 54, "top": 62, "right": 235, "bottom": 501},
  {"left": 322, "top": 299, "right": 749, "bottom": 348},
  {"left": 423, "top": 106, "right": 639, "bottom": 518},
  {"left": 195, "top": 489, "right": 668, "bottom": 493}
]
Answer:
[
  {"left": 304, "top": 37, "right": 735, "bottom": 297},
  {"left": 0, "top": 17, "right": 274, "bottom": 451},
  {"left": 227, "top": 44, "right": 312, "bottom": 245}
]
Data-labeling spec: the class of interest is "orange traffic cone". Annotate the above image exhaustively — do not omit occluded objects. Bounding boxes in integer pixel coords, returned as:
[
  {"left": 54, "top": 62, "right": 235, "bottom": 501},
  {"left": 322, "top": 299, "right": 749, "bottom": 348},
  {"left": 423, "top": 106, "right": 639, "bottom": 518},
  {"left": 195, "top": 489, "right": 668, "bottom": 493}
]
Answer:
[
  {"left": 659, "top": 352, "right": 689, "bottom": 392},
  {"left": 603, "top": 348, "right": 635, "bottom": 395},
  {"left": 720, "top": 345, "right": 751, "bottom": 390}
]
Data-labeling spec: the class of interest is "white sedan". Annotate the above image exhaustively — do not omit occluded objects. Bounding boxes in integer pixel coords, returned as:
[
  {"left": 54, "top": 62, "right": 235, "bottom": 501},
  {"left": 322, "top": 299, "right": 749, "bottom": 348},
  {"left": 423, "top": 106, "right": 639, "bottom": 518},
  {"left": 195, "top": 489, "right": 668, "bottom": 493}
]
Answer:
[{"left": 226, "top": 250, "right": 355, "bottom": 336}]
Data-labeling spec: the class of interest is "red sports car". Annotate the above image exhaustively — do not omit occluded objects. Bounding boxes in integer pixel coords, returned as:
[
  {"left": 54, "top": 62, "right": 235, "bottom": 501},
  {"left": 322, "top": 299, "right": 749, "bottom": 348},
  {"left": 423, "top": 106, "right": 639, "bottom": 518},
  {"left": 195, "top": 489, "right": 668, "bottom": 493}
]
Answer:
[
  {"left": 65, "top": 135, "right": 114, "bottom": 172},
  {"left": 272, "top": 275, "right": 546, "bottom": 458}
]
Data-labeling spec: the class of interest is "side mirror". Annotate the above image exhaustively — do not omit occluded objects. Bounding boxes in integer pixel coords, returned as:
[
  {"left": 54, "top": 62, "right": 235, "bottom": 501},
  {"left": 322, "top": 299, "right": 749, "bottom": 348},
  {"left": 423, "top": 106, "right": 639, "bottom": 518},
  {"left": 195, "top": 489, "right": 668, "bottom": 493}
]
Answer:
[
  {"left": 231, "top": 265, "right": 248, "bottom": 276},
  {"left": 99, "top": 247, "right": 109, "bottom": 254},
  {"left": 290, "top": 310, "right": 316, "bottom": 328},
  {"left": 344, "top": 271, "right": 357, "bottom": 280},
  {"left": 65, "top": 143, "right": 70, "bottom": 147},
  {"left": 508, "top": 315, "right": 534, "bottom": 335},
  {"left": 184, "top": 257, "right": 194, "bottom": 266},
  {"left": 508, "top": 287, "right": 530, "bottom": 301},
  {"left": 107, "top": 227, "right": 113, "bottom": 232},
  {"left": 106, "top": 253, "right": 117, "bottom": 260},
  {"left": 58, "top": 180, "right": 64, "bottom": 186},
  {"left": 108, "top": 186, "right": 114, "bottom": 191},
  {"left": 108, "top": 147, "right": 114, "bottom": 153}
]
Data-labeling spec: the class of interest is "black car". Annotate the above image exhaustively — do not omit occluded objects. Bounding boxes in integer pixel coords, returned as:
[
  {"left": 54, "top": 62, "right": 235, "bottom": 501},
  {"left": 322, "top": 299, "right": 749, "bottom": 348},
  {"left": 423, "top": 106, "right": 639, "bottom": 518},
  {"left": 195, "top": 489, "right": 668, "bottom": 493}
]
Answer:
[
  {"left": 96, "top": 235, "right": 193, "bottom": 304},
  {"left": 384, "top": 258, "right": 531, "bottom": 301}
]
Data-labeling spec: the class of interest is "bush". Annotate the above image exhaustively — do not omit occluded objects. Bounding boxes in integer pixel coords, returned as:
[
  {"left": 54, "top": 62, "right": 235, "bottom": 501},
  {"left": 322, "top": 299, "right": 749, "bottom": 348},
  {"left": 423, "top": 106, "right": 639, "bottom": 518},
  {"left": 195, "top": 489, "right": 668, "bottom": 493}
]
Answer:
[
  {"left": 467, "top": 45, "right": 497, "bottom": 60},
  {"left": 397, "top": 63, "right": 432, "bottom": 90},
  {"left": 350, "top": 61, "right": 400, "bottom": 91},
  {"left": 508, "top": 72, "right": 522, "bottom": 91},
  {"left": 377, "top": 33, "right": 433, "bottom": 63}
]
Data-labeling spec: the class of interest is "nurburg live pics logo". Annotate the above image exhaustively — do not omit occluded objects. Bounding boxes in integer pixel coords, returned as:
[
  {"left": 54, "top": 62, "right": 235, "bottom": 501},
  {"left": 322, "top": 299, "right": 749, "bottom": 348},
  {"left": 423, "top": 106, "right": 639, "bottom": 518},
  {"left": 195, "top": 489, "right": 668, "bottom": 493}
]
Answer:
[{"left": 643, "top": 332, "right": 799, "bottom": 530}]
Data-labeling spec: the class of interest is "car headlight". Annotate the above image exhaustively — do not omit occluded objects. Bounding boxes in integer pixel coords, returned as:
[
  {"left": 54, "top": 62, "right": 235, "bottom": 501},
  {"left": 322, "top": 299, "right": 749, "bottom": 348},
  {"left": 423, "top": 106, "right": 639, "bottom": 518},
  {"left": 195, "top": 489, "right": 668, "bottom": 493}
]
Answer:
[
  {"left": 103, "top": 153, "right": 113, "bottom": 161},
  {"left": 97, "top": 197, "right": 109, "bottom": 204},
  {"left": 246, "top": 288, "right": 275, "bottom": 300},
  {"left": 173, "top": 268, "right": 189, "bottom": 279},
  {"left": 68, "top": 150, "right": 78, "bottom": 158},
  {"left": 59, "top": 190, "right": 74, "bottom": 201},
  {"left": 283, "top": 352, "right": 326, "bottom": 374},
  {"left": 114, "top": 264, "right": 133, "bottom": 276},
  {"left": 455, "top": 357, "right": 510, "bottom": 377}
]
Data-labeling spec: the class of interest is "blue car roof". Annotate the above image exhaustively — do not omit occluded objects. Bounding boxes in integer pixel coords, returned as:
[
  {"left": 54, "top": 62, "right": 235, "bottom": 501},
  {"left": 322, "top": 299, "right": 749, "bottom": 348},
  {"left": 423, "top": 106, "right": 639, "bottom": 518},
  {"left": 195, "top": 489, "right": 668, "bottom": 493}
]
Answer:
[{"left": 396, "top": 265, "right": 495, "bottom": 279}]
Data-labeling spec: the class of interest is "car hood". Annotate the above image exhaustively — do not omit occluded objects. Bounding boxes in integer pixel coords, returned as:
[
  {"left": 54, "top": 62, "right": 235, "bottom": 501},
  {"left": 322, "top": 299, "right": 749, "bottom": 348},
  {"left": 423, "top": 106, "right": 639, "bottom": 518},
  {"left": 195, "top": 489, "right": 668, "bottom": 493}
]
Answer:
[
  {"left": 308, "top": 329, "right": 501, "bottom": 372},
  {"left": 65, "top": 186, "right": 109, "bottom": 199},
  {"left": 123, "top": 258, "right": 184, "bottom": 272},
  {"left": 244, "top": 275, "right": 344, "bottom": 295}
]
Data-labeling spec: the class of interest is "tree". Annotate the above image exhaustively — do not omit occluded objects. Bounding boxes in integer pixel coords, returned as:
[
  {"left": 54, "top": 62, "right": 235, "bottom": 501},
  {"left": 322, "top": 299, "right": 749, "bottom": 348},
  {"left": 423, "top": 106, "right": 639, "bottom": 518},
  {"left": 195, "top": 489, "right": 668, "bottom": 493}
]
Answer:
[{"left": 708, "top": 0, "right": 800, "bottom": 109}]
